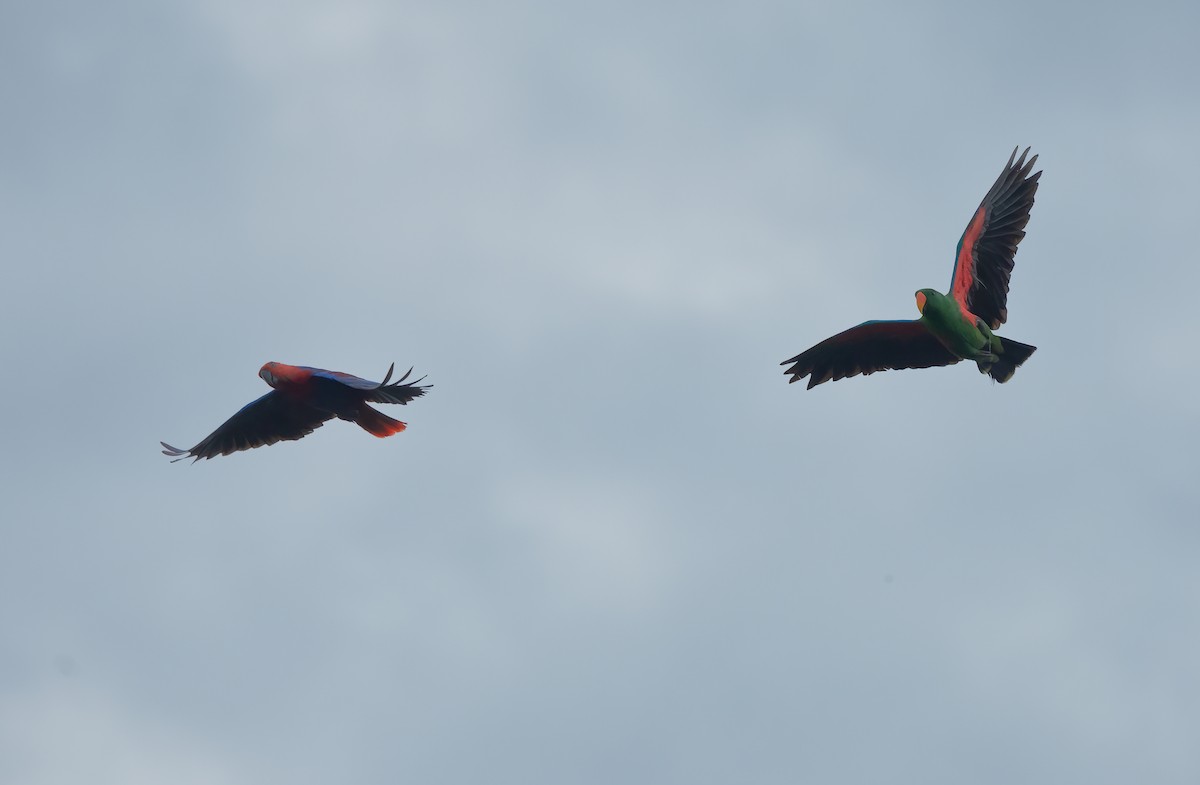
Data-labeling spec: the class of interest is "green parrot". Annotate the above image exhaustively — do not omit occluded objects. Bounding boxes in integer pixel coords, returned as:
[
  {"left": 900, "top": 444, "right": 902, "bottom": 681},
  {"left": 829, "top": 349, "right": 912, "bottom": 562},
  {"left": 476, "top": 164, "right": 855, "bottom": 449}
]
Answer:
[{"left": 782, "top": 148, "right": 1041, "bottom": 389}]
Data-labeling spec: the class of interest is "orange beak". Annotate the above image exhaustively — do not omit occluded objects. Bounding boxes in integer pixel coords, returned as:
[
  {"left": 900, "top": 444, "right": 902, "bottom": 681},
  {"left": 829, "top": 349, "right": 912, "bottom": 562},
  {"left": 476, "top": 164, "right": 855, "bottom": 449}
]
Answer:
[{"left": 915, "top": 291, "right": 927, "bottom": 313}]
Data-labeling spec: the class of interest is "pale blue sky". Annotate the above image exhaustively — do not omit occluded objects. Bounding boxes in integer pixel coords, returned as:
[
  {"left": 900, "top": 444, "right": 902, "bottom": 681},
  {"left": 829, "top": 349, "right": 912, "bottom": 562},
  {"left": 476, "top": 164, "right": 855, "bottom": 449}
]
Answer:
[{"left": 2, "top": 1, "right": 1199, "bottom": 783}]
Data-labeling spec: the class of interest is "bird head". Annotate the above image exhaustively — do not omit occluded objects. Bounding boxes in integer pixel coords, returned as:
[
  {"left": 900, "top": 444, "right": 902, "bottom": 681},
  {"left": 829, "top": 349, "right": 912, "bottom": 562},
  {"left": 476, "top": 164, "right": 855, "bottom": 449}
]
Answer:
[
  {"left": 259, "top": 362, "right": 281, "bottom": 387},
  {"left": 914, "top": 289, "right": 936, "bottom": 315}
]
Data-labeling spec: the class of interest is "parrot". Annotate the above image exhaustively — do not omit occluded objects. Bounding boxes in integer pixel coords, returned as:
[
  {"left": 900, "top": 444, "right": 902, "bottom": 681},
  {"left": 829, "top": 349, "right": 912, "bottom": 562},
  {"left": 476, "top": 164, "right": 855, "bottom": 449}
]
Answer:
[
  {"left": 781, "top": 147, "right": 1041, "bottom": 389},
  {"left": 162, "top": 362, "right": 429, "bottom": 462}
]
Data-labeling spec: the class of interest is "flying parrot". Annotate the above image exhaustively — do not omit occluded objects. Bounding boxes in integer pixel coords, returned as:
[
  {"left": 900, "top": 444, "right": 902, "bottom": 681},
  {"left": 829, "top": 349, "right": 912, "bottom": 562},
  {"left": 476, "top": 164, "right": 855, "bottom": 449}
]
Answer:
[
  {"left": 782, "top": 147, "right": 1041, "bottom": 389},
  {"left": 161, "top": 362, "right": 429, "bottom": 462}
]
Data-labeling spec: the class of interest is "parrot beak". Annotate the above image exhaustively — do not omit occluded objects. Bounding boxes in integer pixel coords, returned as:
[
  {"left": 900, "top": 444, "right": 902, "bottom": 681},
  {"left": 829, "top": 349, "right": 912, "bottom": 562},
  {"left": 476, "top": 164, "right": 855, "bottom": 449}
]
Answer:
[{"left": 915, "top": 291, "right": 927, "bottom": 314}]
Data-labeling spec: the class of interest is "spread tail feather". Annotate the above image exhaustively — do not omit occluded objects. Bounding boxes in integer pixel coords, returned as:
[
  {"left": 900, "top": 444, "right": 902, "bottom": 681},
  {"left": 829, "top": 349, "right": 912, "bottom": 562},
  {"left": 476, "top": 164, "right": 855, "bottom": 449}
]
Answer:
[
  {"left": 983, "top": 337, "right": 1036, "bottom": 383},
  {"left": 354, "top": 404, "right": 407, "bottom": 438}
]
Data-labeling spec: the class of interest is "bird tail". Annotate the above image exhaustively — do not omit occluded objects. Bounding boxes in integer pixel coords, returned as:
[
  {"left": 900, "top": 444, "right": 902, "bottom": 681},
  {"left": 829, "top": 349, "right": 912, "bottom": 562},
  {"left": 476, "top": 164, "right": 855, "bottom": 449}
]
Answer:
[
  {"left": 982, "top": 337, "right": 1037, "bottom": 383},
  {"left": 353, "top": 403, "right": 408, "bottom": 438}
]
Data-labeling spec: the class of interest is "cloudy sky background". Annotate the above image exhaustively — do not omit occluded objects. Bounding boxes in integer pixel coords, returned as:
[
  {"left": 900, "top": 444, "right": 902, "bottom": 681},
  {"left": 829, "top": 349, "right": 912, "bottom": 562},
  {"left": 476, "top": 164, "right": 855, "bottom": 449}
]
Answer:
[{"left": 2, "top": 1, "right": 1199, "bottom": 782}]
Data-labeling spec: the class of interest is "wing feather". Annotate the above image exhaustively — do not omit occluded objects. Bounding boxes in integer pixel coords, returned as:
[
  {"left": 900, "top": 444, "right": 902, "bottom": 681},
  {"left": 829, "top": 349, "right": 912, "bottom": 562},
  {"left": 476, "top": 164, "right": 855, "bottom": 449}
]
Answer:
[
  {"left": 307, "top": 363, "right": 431, "bottom": 405},
  {"left": 161, "top": 391, "right": 333, "bottom": 462},
  {"left": 949, "top": 147, "right": 1041, "bottom": 329},
  {"left": 781, "top": 320, "right": 960, "bottom": 389}
]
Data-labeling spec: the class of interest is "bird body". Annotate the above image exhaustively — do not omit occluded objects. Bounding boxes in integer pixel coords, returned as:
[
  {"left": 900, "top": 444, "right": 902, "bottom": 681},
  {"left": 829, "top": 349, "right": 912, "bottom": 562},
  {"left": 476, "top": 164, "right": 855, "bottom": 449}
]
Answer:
[
  {"left": 162, "top": 362, "right": 428, "bottom": 462},
  {"left": 915, "top": 288, "right": 986, "bottom": 359},
  {"left": 782, "top": 148, "right": 1041, "bottom": 389},
  {"left": 913, "top": 288, "right": 1037, "bottom": 382}
]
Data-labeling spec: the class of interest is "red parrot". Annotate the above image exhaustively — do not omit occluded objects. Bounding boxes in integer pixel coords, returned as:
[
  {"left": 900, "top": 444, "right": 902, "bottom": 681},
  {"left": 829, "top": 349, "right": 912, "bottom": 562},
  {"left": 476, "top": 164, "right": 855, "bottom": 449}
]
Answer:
[{"left": 162, "top": 362, "right": 429, "bottom": 462}]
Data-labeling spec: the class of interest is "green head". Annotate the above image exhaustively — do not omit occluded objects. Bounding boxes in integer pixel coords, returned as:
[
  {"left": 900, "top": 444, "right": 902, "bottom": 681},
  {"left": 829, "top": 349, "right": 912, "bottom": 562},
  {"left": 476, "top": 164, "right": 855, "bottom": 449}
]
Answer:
[{"left": 914, "top": 288, "right": 940, "bottom": 315}]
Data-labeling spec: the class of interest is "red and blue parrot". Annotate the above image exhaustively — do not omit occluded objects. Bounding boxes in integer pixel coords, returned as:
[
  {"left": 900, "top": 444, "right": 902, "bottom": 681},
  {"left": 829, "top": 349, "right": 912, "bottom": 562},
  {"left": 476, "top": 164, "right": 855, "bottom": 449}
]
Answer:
[
  {"left": 162, "top": 362, "right": 429, "bottom": 462},
  {"left": 782, "top": 148, "right": 1041, "bottom": 389}
]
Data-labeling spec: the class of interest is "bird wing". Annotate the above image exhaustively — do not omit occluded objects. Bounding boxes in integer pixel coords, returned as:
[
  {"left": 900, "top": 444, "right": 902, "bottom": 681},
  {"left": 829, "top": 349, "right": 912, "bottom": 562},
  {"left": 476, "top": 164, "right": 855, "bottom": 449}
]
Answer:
[
  {"left": 161, "top": 391, "right": 334, "bottom": 462},
  {"left": 307, "top": 363, "right": 430, "bottom": 405},
  {"left": 949, "top": 147, "right": 1041, "bottom": 329},
  {"left": 781, "top": 319, "right": 960, "bottom": 389}
]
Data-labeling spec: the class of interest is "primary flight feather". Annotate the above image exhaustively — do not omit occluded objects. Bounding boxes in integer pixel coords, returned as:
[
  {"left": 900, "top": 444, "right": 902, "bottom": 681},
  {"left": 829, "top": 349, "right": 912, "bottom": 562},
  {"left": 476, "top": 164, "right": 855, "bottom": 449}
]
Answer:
[
  {"left": 162, "top": 362, "right": 429, "bottom": 462},
  {"left": 782, "top": 148, "right": 1041, "bottom": 389}
]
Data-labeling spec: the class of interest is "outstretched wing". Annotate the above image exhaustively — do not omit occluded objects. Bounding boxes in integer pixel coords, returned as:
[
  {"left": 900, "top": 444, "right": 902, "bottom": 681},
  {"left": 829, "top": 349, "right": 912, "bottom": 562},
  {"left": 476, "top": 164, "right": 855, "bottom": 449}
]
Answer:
[
  {"left": 781, "top": 320, "right": 960, "bottom": 389},
  {"left": 950, "top": 147, "right": 1041, "bottom": 329},
  {"left": 161, "top": 391, "right": 334, "bottom": 462},
  {"left": 308, "top": 363, "right": 430, "bottom": 405}
]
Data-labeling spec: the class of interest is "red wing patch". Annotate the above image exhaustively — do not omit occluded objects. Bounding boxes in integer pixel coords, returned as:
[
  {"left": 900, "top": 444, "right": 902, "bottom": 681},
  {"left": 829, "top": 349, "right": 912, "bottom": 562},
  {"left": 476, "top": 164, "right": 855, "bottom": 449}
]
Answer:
[{"left": 952, "top": 206, "right": 986, "bottom": 315}]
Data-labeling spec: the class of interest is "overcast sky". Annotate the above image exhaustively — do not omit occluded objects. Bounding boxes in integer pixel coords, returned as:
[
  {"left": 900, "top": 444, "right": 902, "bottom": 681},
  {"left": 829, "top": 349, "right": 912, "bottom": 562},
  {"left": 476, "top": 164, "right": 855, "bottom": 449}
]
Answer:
[{"left": 2, "top": 1, "right": 1199, "bottom": 783}]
